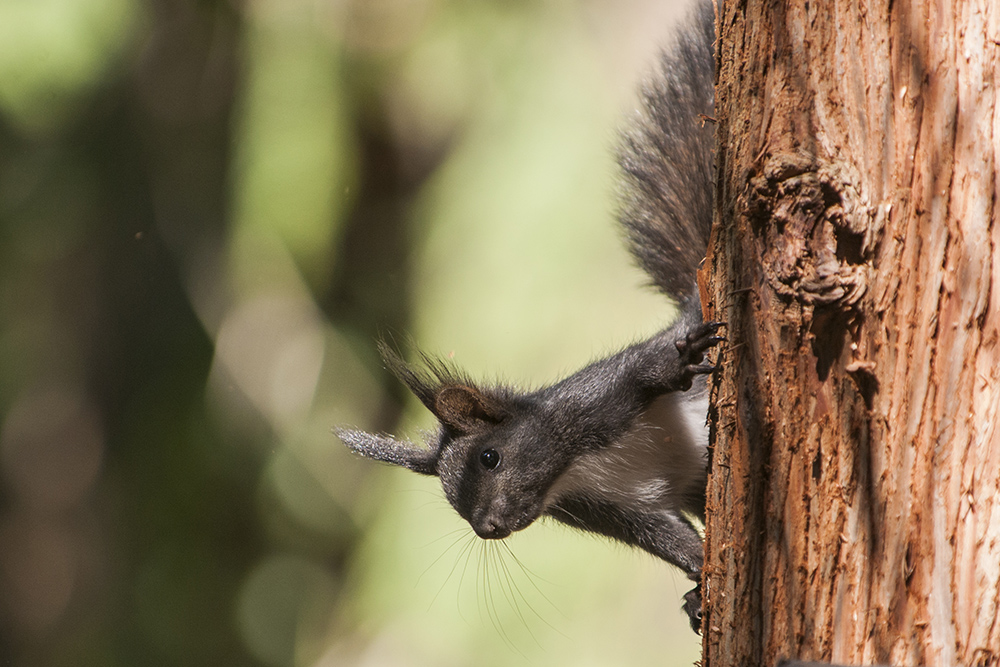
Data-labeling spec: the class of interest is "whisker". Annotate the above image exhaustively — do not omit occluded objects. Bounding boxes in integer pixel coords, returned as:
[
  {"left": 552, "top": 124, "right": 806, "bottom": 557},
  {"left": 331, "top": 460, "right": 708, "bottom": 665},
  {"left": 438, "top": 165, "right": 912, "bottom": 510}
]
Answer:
[
  {"left": 423, "top": 530, "right": 570, "bottom": 657},
  {"left": 399, "top": 487, "right": 446, "bottom": 499},
  {"left": 497, "top": 540, "right": 556, "bottom": 587},
  {"left": 419, "top": 526, "right": 474, "bottom": 551},
  {"left": 417, "top": 529, "right": 472, "bottom": 587},
  {"left": 549, "top": 505, "right": 586, "bottom": 527},
  {"left": 498, "top": 540, "right": 568, "bottom": 641},
  {"left": 492, "top": 542, "right": 544, "bottom": 650},
  {"left": 455, "top": 533, "right": 479, "bottom": 624},
  {"left": 416, "top": 498, "right": 451, "bottom": 511},
  {"left": 498, "top": 541, "right": 568, "bottom": 621},
  {"left": 427, "top": 532, "right": 478, "bottom": 609},
  {"left": 483, "top": 542, "right": 527, "bottom": 659}
]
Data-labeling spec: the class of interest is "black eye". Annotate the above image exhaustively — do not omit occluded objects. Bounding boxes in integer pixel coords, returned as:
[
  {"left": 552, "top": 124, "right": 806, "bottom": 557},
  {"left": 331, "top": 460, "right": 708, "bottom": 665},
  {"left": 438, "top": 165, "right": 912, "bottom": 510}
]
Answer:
[{"left": 479, "top": 448, "right": 500, "bottom": 470}]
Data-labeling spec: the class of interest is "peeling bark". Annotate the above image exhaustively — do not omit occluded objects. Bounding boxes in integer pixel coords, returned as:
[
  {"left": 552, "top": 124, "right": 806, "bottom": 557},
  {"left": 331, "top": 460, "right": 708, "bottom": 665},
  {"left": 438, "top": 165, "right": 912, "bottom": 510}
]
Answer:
[{"left": 702, "top": 1, "right": 1000, "bottom": 665}]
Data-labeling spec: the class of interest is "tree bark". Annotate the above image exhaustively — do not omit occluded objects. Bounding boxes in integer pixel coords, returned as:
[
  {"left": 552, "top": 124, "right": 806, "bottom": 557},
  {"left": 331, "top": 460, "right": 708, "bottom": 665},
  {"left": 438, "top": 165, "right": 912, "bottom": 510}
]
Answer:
[{"left": 702, "top": 1, "right": 1000, "bottom": 666}]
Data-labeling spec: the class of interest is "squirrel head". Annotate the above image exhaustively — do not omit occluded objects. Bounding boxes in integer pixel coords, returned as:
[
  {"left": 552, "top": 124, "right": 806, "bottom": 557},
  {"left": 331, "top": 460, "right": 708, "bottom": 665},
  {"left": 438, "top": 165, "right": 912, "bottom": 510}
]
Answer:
[{"left": 336, "top": 346, "right": 560, "bottom": 540}]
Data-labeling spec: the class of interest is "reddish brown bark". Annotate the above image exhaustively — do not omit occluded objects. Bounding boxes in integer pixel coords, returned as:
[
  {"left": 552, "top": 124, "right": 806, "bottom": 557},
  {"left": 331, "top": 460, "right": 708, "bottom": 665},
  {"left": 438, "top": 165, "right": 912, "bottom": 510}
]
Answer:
[{"left": 702, "top": 1, "right": 1000, "bottom": 665}]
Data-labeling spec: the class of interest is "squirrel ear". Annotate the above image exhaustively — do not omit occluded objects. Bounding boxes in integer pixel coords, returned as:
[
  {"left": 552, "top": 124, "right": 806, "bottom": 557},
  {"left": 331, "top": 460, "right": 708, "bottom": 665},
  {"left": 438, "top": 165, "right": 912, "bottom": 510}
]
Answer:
[
  {"left": 433, "top": 385, "right": 504, "bottom": 434},
  {"left": 335, "top": 428, "right": 438, "bottom": 476}
]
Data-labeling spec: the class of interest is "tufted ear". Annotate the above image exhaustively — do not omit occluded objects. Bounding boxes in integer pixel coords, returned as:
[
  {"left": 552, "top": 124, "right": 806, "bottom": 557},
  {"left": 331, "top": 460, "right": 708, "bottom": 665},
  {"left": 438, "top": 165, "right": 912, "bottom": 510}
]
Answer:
[
  {"left": 377, "top": 342, "right": 508, "bottom": 435},
  {"left": 335, "top": 428, "right": 439, "bottom": 476},
  {"left": 432, "top": 385, "right": 505, "bottom": 435}
]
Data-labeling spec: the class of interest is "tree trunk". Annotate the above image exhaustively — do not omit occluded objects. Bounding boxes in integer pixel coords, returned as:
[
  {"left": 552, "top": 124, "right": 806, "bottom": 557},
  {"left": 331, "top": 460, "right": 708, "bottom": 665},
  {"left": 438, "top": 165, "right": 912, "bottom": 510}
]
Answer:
[{"left": 701, "top": 1, "right": 1000, "bottom": 666}]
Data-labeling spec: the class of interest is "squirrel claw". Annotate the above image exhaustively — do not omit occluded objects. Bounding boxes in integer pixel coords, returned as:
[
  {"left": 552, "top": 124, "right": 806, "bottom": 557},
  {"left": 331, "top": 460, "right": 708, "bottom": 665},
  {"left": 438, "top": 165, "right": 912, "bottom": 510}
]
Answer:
[
  {"left": 682, "top": 584, "right": 703, "bottom": 634},
  {"left": 676, "top": 321, "right": 725, "bottom": 353},
  {"left": 675, "top": 321, "right": 725, "bottom": 365}
]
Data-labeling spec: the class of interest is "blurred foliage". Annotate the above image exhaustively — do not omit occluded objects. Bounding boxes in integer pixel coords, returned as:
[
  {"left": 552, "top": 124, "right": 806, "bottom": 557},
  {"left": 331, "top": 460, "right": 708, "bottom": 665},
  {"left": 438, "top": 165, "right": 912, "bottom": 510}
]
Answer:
[{"left": 0, "top": 0, "right": 701, "bottom": 665}]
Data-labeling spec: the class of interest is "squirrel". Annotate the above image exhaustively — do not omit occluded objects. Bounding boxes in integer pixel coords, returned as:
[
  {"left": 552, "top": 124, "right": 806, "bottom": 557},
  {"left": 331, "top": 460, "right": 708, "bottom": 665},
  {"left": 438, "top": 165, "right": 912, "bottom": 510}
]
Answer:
[{"left": 337, "top": 0, "right": 718, "bottom": 634}]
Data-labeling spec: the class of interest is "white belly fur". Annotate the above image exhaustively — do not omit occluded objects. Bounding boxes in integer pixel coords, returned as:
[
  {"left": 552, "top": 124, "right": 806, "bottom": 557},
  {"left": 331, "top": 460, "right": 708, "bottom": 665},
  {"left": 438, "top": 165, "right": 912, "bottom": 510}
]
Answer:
[{"left": 544, "top": 392, "right": 709, "bottom": 514}]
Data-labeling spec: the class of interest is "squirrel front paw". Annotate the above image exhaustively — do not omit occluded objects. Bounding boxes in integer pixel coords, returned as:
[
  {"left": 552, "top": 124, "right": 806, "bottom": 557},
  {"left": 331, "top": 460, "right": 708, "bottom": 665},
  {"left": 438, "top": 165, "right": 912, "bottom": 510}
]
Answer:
[
  {"left": 675, "top": 321, "right": 725, "bottom": 388},
  {"left": 682, "top": 581, "right": 703, "bottom": 634}
]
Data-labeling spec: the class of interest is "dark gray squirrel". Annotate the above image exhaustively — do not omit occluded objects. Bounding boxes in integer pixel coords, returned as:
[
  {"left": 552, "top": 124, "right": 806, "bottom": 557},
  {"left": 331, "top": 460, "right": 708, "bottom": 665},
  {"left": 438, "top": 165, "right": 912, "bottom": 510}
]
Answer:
[{"left": 337, "top": 0, "right": 719, "bottom": 634}]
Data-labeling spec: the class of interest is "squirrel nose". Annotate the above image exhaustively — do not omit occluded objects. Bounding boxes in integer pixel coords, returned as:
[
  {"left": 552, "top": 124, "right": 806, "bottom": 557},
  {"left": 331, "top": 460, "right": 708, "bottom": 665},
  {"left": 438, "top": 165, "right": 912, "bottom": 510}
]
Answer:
[{"left": 473, "top": 518, "right": 511, "bottom": 540}]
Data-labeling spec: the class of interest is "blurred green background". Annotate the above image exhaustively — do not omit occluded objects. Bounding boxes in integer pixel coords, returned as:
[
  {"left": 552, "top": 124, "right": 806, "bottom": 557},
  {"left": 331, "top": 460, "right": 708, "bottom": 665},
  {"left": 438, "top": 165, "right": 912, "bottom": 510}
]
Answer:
[{"left": 0, "top": 0, "right": 702, "bottom": 665}]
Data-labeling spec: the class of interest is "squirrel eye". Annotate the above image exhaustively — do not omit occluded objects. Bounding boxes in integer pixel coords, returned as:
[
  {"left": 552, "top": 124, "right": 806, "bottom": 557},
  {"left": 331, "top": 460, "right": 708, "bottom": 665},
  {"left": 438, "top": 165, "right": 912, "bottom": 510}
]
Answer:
[{"left": 479, "top": 448, "right": 500, "bottom": 470}]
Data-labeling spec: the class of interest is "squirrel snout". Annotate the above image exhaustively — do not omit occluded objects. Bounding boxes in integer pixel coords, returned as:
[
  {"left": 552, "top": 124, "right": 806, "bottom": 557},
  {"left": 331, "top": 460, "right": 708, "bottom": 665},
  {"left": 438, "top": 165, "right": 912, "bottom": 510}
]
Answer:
[
  {"left": 473, "top": 520, "right": 511, "bottom": 540},
  {"left": 471, "top": 504, "right": 539, "bottom": 539},
  {"left": 472, "top": 512, "right": 512, "bottom": 540}
]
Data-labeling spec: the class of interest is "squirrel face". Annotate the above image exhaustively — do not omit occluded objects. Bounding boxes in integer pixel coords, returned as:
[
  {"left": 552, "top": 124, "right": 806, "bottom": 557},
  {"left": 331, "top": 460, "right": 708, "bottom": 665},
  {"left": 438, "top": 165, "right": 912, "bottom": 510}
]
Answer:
[
  {"left": 433, "top": 410, "right": 559, "bottom": 540},
  {"left": 336, "top": 351, "right": 564, "bottom": 543}
]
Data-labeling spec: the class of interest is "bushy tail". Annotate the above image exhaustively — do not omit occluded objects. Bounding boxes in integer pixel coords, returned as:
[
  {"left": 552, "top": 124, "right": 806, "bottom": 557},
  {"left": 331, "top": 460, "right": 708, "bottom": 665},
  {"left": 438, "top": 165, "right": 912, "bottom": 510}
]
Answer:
[{"left": 617, "top": 0, "right": 715, "bottom": 306}]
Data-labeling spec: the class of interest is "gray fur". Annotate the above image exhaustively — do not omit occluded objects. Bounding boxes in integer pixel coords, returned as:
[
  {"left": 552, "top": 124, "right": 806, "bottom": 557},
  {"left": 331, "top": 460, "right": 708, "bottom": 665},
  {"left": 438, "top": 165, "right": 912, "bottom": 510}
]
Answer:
[
  {"left": 619, "top": 0, "right": 715, "bottom": 304},
  {"left": 545, "top": 389, "right": 709, "bottom": 519},
  {"left": 336, "top": 0, "right": 717, "bottom": 633}
]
